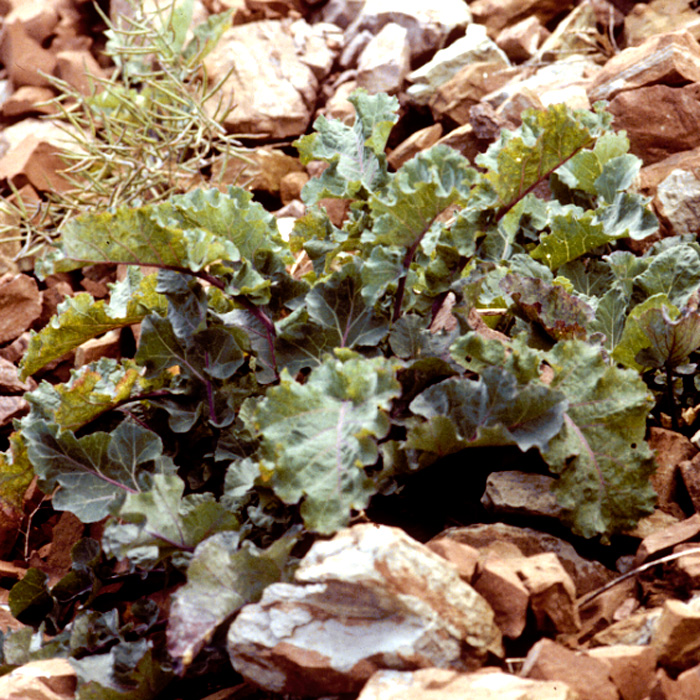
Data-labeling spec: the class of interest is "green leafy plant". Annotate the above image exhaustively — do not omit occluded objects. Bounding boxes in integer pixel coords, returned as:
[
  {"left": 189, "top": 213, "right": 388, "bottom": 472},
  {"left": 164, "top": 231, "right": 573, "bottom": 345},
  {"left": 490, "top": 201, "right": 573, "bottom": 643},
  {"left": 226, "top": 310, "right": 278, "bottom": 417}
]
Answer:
[
  {"left": 3, "top": 90, "right": 685, "bottom": 696},
  {"left": 0, "top": 0, "right": 246, "bottom": 262}
]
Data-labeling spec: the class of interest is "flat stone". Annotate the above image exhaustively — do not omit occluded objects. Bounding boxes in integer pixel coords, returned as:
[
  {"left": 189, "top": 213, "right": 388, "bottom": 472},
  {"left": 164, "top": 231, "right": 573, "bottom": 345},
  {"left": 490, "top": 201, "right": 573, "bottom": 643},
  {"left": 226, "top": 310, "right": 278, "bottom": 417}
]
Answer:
[
  {"left": 472, "top": 555, "right": 529, "bottom": 639},
  {"left": 74, "top": 330, "right": 122, "bottom": 367},
  {"left": 0, "top": 658, "right": 76, "bottom": 700},
  {"left": 652, "top": 598, "right": 700, "bottom": 671},
  {"left": 428, "top": 62, "right": 519, "bottom": 125},
  {"left": 357, "top": 667, "right": 578, "bottom": 700},
  {"left": 290, "top": 19, "right": 341, "bottom": 80},
  {"left": 436, "top": 123, "right": 482, "bottom": 163},
  {"left": 1, "top": 85, "right": 54, "bottom": 119},
  {"left": 625, "top": 0, "right": 700, "bottom": 47},
  {"left": 522, "top": 638, "right": 619, "bottom": 700},
  {"left": 0, "top": 273, "right": 41, "bottom": 344},
  {"left": 203, "top": 19, "right": 320, "bottom": 139},
  {"left": 634, "top": 513, "right": 700, "bottom": 567},
  {"left": 388, "top": 124, "right": 443, "bottom": 170},
  {"left": 317, "top": 0, "right": 367, "bottom": 29},
  {"left": 426, "top": 537, "right": 480, "bottom": 582},
  {"left": 470, "top": 0, "right": 575, "bottom": 37},
  {"left": 344, "top": 0, "right": 472, "bottom": 63},
  {"left": 514, "top": 552, "right": 581, "bottom": 634},
  {"left": 356, "top": 22, "right": 411, "bottom": 94},
  {"left": 407, "top": 24, "right": 510, "bottom": 105},
  {"left": 480, "top": 471, "right": 565, "bottom": 521},
  {"left": 439, "top": 523, "right": 615, "bottom": 596},
  {"left": 228, "top": 524, "right": 503, "bottom": 696},
  {"left": 591, "top": 607, "right": 663, "bottom": 647},
  {"left": 496, "top": 16, "right": 549, "bottom": 63},
  {"left": 588, "top": 30, "right": 700, "bottom": 103},
  {"left": 0, "top": 396, "right": 28, "bottom": 428},
  {"left": 55, "top": 49, "right": 108, "bottom": 96},
  {"left": 587, "top": 644, "right": 657, "bottom": 700}
]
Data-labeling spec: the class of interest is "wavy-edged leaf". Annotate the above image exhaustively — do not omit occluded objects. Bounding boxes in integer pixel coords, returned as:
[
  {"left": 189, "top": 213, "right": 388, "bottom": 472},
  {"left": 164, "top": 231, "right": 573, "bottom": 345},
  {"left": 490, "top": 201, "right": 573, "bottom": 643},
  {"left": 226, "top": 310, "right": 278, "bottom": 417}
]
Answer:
[
  {"left": 0, "top": 433, "right": 34, "bottom": 554},
  {"left": 408, "top": 367, "right": 567, "bottom": 453},
  {"left": 295, "top": 89, "right": 398, "bottom": 203},
  {"left": 254, "top": 354, "right": 400, "bottom": 533},
  {"left": 103, "top": 473, "right": 239, "bottom": 567},
  {"left": 543, "top": 339, "right": 656, "bottom": 538},
  {"left": 22, "top": 419, "right": 176, "bottom": 523},
  {"left": 21, "top": 268, "right": 164, "bottom": 379},
  {"left": 635, "top": 242, "right": 700, "bottom": 308},
  {"left": 501, "top": 273, "right": 594, "bottom": 340},
  {"left": 635, "top": 305, "right": 700, "bottom": 369}
]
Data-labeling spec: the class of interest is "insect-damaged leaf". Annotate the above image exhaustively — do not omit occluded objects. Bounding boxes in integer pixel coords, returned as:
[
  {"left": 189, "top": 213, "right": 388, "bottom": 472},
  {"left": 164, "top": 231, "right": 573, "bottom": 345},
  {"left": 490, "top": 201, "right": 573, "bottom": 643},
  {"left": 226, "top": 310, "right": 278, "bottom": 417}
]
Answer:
[
  {"left": 501, "top": 273, "right": 594, "bottom": 340},
  {"left": 408, "top": 367, "right": 567, "bottom": 453},
  {"left": 253, "top": 354, "right": 400, "bottom": 533}
]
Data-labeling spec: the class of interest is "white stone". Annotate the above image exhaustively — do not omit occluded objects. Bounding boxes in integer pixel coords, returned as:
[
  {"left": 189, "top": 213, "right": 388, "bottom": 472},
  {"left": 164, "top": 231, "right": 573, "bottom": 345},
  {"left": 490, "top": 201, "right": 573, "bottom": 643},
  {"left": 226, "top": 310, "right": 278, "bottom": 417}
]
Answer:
[
  {"left": 407, "top": 24, "right": 510, "bottom": 104},
  {"left": 227, "top": 524, "right": 503, "bottom": 696},
  {"left": 656, "top": 169, "right": 700, "bottom": 236},
  {"left": 356, "top": 22, "right": 411, "bottom": 94}
]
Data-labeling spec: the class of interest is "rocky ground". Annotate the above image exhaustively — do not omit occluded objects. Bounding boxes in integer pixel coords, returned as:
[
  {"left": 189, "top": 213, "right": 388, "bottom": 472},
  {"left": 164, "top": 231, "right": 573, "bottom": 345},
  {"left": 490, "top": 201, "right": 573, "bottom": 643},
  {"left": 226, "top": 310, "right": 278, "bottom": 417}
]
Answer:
[{"left": 4, "top": 0, "right": 700, "bottom": 699}]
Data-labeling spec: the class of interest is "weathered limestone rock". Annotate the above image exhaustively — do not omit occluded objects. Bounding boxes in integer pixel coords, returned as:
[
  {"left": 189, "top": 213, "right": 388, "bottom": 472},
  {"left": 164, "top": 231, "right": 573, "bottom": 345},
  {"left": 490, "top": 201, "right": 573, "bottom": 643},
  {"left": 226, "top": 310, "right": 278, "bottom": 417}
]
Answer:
[
  {"left": 0, "top": 356, "right": 33, "bottom": 395},
  {"left": 496, "top": 16, "right": 550, "bottom": 62},
  {"left": 655, "top": 169, "right": 700, "bottom": 236},
  {"left": 436, "top": 123, "right": 482, "bottom": 163},
  {"left": 588, "top": 30, "right": 700, "bottom": 103},
  {"left": 280, "top": 171, "right": 309, "bottom": 205},
  {"left": 227, "top": 524, "right": 503, "bottom": 696},
  {"left": 290, "top": 19, "right": 341, "bottom": 80},
  {"left": 522, "top": 638, "right": 619, "bottom": 700},
  {"left": 438, "top": 523, "right": 615, "bottom": 596},
  {"left": 652, "top": 597, "right": 700, "bottom": 671},
  {"left": 213, "top": 148, "right": 304, "bottom": 196},
  {"left": 356, "top": 22, "right": 410, "bottom": 94},
  {"left": 74, "top": 330, "right": 122, "bottom": 367},
  {"left": 356, "top": 667, "right": 578, "bottom": 700},
  {"left": 407, "top": 24, "right": 510, "bottom": 105},
  {"left": 470, "top": 0, "right": 575, "bottom": 37},
  {"left": 203, "top": 20, "right": 324, "bottom": 138},
  {"left": 587, "top": 644, "right": 657, "bottom": 700},
  {"left": 317, "top": 0, "right": 367, "bottom": 30},
  {"left": 514, "top": 552, "right": 581, "bottom": 634},
  {"left": 0, "top": 273, "right": 41, "bottom": 344},
  {"left": 1, "top": 86, "right": 56, "bottom": 118},
  {"left": 607, "top": 83, "right": 700, "bottom": 164},
  {"left": 472, "top": 555, "right": 530, "bottom": 639},
  {"left": 388, "top": 124, "right": 443, "bottom": 170},
  {"left": 0, "top": 658, "right": 76, "bottom": 700},
  {"left": 481, "top": 471, "right": 564, "bottom": 522},
  {"left": 344, "top": 0, "right": 472, "bottom": 63},
  {"left": 591, "top": 607, "right": 663, "bottom": 647}
]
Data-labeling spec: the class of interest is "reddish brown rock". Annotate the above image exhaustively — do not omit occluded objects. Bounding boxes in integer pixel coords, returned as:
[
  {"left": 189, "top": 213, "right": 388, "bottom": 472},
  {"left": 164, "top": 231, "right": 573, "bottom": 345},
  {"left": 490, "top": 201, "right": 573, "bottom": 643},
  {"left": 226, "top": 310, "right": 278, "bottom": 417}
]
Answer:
[
  {"left": 440, "top": 523, "right": 614, "bottom": 596},
  {"left": 679, "top": 453, "right": 700, "bottom": 513},
  {"left": 588, "top": 30, "right": 700, "bottom": 103},
  {"left": 587, "top": 644, "right": 657, "bottom": 700},
  {"left": 472, "top": 555, "right": 529, "bottom": 639},
  {"left": 634, "top": 513, "right": 700, "bottom": 566},
  {"left": 514, "top": 552, "right": 581, "bottom": 634},
  {"left": 74, "top": 330, "right": 122, "bottom": 367},
  {"left": 648, "top": 427, "right": 697, "bottom": 517},
  {"left": 496, "top": 16, "right": 549, "bottom": 62},
  {"left": 625, "top": 0, "right": 700, "bottom": 47},
  {"left": 426, "top": 537, "right": 480, "bottom": 582},
  {"left": 388, "top": 124, "right": 443, "bottom": 170},
  {"left": 652, "top": 598, "right": 700, "bottom": 671},
  {"left": 522, "top": 638, "right": 619, "bottom": 700},
  {"left": 428, "top": 62, "right": 519, "bottom": 125},
  {"left": 470, "top": 0, "right": 575, "bottom": 37},
  {"left": 607, "top": 83, "right": 700, "bottom": 164},
  {"left": 55, "top": 49, "right": 107, "bottom": 96},
  {"left": 357, "top": 667, "right": 578, "bottom": 700},
  {"left": 1, "top": 86, "right": 56, "bottom": 118},
  {"left": 0, "top": 273, "right": 41, "bottom": 344}
]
